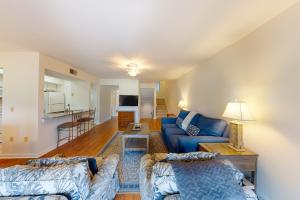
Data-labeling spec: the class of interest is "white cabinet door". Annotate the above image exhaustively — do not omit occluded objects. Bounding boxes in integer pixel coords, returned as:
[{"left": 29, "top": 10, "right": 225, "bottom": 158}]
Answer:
[
  {"left": 49, "top": 104, "right": 65, "bottom": 113},
  {"left": 49, "top": 92, "right": 65, "bottom": 104}
]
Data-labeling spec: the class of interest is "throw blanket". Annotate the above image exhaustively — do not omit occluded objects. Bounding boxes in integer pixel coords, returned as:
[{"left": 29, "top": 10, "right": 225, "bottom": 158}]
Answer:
[
  {"left": 170, "top": 160, "right": 246, "bottom": 200},
  {"left": 181, "top": 111, "right": 197, "bottom": 130}
]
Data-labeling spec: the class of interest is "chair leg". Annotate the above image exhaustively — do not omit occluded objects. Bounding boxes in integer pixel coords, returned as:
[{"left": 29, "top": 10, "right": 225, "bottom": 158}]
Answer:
[
  {"left": 78, "top": 125, "right": 81, "bottom": 136},
  {"left": 67, "top": 128, "right": 70, "bottom": 142},
  {"left": 92, "top": 120, "right": 96, "bottom": 133},
  {"left": 76, "top": 125, "right": 79, "bottom": 137}
]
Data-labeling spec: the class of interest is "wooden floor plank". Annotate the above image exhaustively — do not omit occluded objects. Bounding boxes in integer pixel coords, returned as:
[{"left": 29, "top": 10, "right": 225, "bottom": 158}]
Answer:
[
  {"left": 0, "top": 118, "right": 161, "bottom": 200},
  {"left": 0, "top": 118, "right": 161, "bottom": 167},
  {"left": 115, "top": 193, "right": 141, "bottom": 200}
]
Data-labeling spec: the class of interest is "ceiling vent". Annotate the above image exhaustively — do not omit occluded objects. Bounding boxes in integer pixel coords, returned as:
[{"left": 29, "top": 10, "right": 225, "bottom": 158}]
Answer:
[{"left": 69, "top": 68, "right": 78, "bottom": 76}]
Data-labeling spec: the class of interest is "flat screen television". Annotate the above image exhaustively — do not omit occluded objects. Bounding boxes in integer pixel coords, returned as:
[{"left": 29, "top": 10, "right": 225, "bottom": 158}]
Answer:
[{"left": 119, "top": 95, "right": 138, "bottom": 106}]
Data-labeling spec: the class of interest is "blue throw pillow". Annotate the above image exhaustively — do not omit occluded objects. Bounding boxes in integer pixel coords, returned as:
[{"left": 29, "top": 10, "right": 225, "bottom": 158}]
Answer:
[
  {"left": 87, "top": 158, "right": 98, "bottom": 175},
  {"left": 197, "top": 116, "right": 227, "bottom": 137},
  {"left": 189, "top": 114, "right": 201, "bottom": 125},
  {"left": 176, "top": 117, "right": 184, "bottom": 128},
  {"left": 186, "top": 124, "right": 200, "bottom": 136},
  {"left": 177, "top": 110, "right": 190, "bottom": 120}
]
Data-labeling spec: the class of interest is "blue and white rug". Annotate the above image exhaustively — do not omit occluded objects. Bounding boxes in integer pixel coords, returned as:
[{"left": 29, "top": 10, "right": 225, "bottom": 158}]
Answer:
[{"left": 99, "top": 131, "right": 168, "bottom": 192}]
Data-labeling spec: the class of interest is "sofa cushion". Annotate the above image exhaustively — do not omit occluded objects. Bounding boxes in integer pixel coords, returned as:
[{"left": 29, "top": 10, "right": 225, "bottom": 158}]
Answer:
[
  {"left": 177, "top": 135, "right": 229, "bottom": 153},
  {"left": 164, "top": 127, "right": 186, "bottom": 137},
  {"left": 168, "top": 135, "right": 183, "bottom": 152},
  {"left": 166, "top": 151, "right": 218, "bottom": 161},
  {"left": 151, "top": 156, "right": 244, "bottom": 198},
  {"left": 27, "top": 156, "right": 101, "bottom": 176},
  {"left": 186, "top": 124, "right": 200, "bottom": 136},
  {"left": 189, "top": 113, "right": 201, "bottom": 125},
  {"left": 86, "top": 154, "right": 120, "bottom": 200},
  {"left": 162, "top": 123, "right": 177, "bottom": 131},
  {"left": 0, "top": 195, "right": 69, "bottom": 200},
  {"left": 0, "top": 162, "right": 92, "bottom": 199},
  {"left": 175, "top": 117, "right": 183, "bottom": 128},
  {"left": 161, "top": 117, "right": 177, "bottom": 125},
  {"left": 181, "top": 111, "right": 198, "bottom": 131},
  {"left": 177, "top": 110, "right": 190, "bottom": 119},
  {"left": 197, "top": 116, "right": 227, "bottom": 137}
]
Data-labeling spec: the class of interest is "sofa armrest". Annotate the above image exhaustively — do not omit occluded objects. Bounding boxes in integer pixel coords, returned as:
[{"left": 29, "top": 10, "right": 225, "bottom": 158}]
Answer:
[
  {"left": 161, "top": 117, "right": 177, "bottom": 124},
  {"left": 177, "top": 135, "right": 229, "bottom": 153},
  {"left": 86, "top": 154, "right": 120, "bottom": 200}
]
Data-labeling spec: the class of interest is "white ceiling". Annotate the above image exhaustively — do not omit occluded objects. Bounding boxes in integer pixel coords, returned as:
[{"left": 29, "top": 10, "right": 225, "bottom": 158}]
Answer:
[{"left": 0, "top": 0, "right": 298, "bottom": 81}]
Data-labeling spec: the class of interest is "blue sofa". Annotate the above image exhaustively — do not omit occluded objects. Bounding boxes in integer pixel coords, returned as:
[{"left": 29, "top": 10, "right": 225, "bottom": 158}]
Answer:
[{"left": 161, "top": 110, "right": 229, "bottom": 153}]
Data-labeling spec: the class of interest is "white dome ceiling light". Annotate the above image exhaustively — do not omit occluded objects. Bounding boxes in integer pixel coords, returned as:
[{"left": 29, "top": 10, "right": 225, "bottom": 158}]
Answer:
[{"left": 126, "top": 63, "right": 140, "bottom": 77}]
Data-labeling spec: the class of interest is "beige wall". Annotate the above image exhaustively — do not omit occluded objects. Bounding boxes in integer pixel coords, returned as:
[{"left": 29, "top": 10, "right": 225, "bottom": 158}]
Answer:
[
  {"left": 0, "top": 52, "right": 99, "bottom": 157},
  {"left": 38, "top": 54, "right": 98, "bottom": 156},
  {"left": 167, "top": 3, "right": 300, "bottom": 200},
  {"left": 40, "top": 55, "right": 97, "bottom": 82},
  {"left": 0, "top": 52, "right": 40, "bottom": 157},
  {"left": 156, "top": 80, "right": 167, "bottom": 99},
  {"left": 100, "top": 78, "right": 139, "bottom": 95},
  {"left": 165, "top": 80, "right": 179, "bottom": 115},
  {"left": 99, "top": 85, "right": 115, "bottom": 123}
]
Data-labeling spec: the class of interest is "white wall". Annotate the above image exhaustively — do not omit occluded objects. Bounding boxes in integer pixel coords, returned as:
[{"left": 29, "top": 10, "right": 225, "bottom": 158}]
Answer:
[
  {"left": 100, "top": 78, "right": 140, "bottom": 122},
  {"left": 167, "top": 3, "right": 300, "bottom": 199},
  {"left": 64, "top": 80, "right": 90, "bottom": 111},
  {"left": 99, "top": 85, "right": 113, "bottom": 123},
  {"left": 156, "top": 80, "right": 167, "bottom": 99},
  {"left": 0, "top": 52, "right": 40, "bottom": 157},
  {"left": 40, "top": 55, "right": 97, "bottom": 82},
  {"left": 38, "top": 54, "right": 99, "bottom": 157},
  {"left": 38, "top": 55, "right": 98, "bottom": 156},
  {"left": 165, "top": 80, "right": 179, "bottom": 115},
  {"left": 100, "top": 78, "right": 139, "bottom": 95},
  {"left": 140, "top": 88, "right": 154, "bottom": 118}
]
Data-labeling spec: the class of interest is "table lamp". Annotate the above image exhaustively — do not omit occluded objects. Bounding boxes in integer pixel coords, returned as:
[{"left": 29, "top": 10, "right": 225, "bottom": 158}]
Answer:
[
  {"left": 178, "top": 100, "right": 186, "bottom": 110},
  {"left": 222, "top": 101, "right": 254, "bottom": 151}
]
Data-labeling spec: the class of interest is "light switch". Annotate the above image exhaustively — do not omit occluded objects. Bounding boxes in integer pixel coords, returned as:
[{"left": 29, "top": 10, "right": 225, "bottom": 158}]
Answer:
[{"left": 10, "top": 107, "right": 14, "bottom": 112}]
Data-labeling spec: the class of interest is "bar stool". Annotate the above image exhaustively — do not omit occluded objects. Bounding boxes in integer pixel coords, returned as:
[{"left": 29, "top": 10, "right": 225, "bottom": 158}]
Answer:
[
  {"left": 77, "top": 108, "right": 96, "bottom": 133},
  {"left": 57, "top": 111, "right": 82, "bottom": 148}
]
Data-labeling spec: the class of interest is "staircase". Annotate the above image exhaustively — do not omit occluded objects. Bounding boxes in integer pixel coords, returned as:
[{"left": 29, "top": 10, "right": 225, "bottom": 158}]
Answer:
[{"left": 156, "top": 98, "right": 168, "bottom": 118}]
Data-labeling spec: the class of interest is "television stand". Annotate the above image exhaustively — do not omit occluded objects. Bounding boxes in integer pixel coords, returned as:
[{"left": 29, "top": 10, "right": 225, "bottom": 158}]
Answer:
[{"left": 118, "top": 111, "right": 134, "bottom": 129}]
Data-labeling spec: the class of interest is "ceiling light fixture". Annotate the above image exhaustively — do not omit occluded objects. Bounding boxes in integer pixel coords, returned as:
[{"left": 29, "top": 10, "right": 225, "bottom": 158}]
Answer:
[{"left": 126, "top": 63, "right": 140, "bottom": 77}]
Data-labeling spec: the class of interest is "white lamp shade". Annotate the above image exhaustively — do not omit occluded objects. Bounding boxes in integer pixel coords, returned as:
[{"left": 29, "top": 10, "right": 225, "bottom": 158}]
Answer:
[
  {"left": 222, "top": 101, "right": 253, "bottom": 121},
  {"left": 126, "top": 63, "right": 139, "bottom": 77},
  {"left": 178, "top": 100, "right": 186, "bottom": 109}
]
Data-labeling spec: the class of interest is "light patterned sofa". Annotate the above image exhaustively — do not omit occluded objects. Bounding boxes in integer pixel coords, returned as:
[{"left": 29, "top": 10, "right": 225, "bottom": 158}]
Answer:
[
  {"left": 139, "top": 153, "right": 258, "bottom": 200},
  {"left": 0, "top": 154, "right": 120, "bottom": 200}
]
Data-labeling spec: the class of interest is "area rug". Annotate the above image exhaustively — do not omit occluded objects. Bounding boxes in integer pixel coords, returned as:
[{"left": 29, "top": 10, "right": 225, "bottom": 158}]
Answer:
[{"left": 99, "top": 131, "right": 168, "bottom": 192}]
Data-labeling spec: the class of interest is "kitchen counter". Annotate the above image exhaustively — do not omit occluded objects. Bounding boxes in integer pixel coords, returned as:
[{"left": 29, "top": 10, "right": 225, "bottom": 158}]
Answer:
[{"left": 42, "top": 110, "right": 88, "bottom": 119}]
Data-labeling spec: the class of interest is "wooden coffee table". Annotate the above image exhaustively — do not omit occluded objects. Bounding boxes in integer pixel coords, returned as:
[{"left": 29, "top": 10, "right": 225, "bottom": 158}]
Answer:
[{"left": 122, "top": 123, "right": 151, "bottom": 156}]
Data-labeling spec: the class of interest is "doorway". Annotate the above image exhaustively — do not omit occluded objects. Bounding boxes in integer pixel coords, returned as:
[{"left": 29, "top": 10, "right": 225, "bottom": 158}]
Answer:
[
  {"left": 140, "top": 88, "right": 155, "bottom": 119},
  {"left": 99, "top": 85, "right": 119, "bottom": 123}
]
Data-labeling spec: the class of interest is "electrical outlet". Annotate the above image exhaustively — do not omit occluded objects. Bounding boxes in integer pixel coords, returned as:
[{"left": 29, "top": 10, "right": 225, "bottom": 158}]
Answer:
[
  {"left": 24, "top": 136, "right": 29, "bottom": 142},
  {"left": 9, "top": 136, "right": 14, "bottom": 142}
]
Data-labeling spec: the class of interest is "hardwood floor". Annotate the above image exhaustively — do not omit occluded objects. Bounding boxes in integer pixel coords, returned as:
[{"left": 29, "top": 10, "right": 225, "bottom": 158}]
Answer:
[
  {"left": 115, "top": 193, "right": 141, "bottom": 200},
  {"left": 0, "top": 118, "right": 161, "bottom": 168},
  {"left": 0, "top": 117, "right": 162, "bottom": 199}
]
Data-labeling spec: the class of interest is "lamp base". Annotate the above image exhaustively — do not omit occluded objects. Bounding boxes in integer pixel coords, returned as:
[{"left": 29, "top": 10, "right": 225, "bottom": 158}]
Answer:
[
  {"left": 228, "top": 143, "right": 246, "bottom": 152},
  {"left": 229, "top": 121, "right": 245, "bottom": 151}
]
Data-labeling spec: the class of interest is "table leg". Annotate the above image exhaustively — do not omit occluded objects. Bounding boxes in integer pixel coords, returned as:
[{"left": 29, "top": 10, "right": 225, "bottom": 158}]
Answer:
[{"left": 146, "top": 136, "right": 149, "bottom": 153}]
